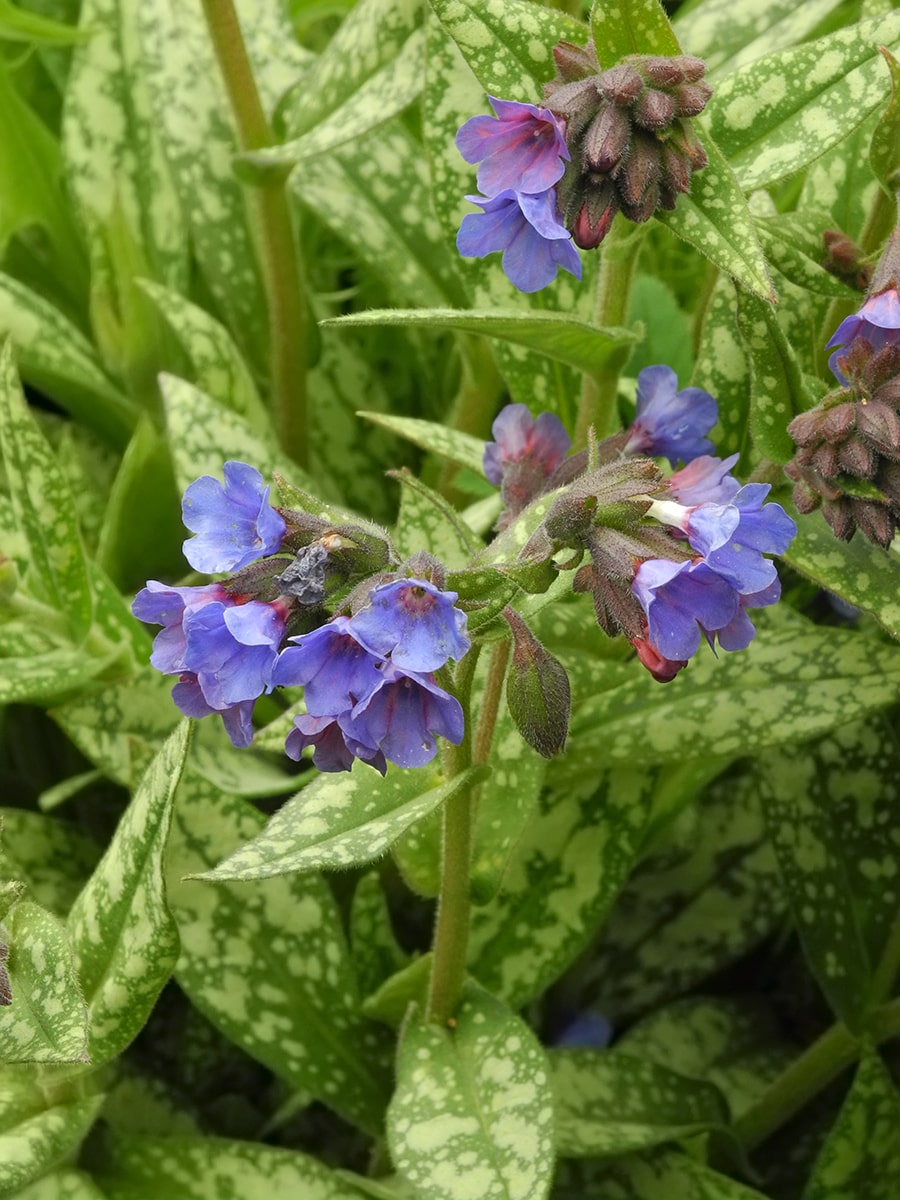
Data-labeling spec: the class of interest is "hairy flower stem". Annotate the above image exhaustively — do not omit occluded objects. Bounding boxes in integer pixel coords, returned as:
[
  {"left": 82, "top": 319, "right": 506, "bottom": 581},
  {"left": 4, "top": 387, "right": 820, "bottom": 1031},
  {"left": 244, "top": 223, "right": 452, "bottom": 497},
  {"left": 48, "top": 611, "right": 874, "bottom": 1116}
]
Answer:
[
  {"left": 473, "top": 640, "right": 511, "bottom": 766},
  {"left": 575, "top": 217, "right": 645, "bottom": 448},
  {"left": 200, "top": 0, "right": 310, "bottom": 467},
  {"left": 428, "top": 646, "right": 482, "bottom": 1025},
  {"left": 733, "top": 996, "right": 900, "bottom": 1154}
]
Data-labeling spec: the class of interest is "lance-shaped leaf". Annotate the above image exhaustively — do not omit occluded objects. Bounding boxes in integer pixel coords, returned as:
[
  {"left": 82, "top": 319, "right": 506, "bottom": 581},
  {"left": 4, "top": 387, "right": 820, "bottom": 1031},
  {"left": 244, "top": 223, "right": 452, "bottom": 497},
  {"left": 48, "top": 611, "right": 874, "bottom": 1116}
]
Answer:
[
  {"left": 0, "top": 901, "right": 88, "bottom": 1063},
  {"left": 0, "top": 273, "right": 133, "bottom": 448},
  {"left": 560, "top": 1147, "right": 773, "bottom": 1199},
  {"left": 67, "top": 722, "right": 190, "bottom": 1064},
  {"left": 391, "top": 468, "right": 481, "bottom": 568},
  {"left": 469, "top": 766, "right": 653, "bottom": 1009},
  {"left": 167, "top": 771, "right": 391, "bottom": 1134},
  {"left": 754, "top": 216, "right": 859, "bottom": 299},
  {"left": 63, "top": 0, "right": 187, "bottom": 290},
  {"left": 0, "top": 340, "right": 93, "bottom": 640},
  {"left": 657, "top": 135, "right": 775, "bottom": 302},
  {"left": 388, "top": 985, "right": 555, "bottom": 1200},
  {"left": 0, "top": 1076, "right": 104, "bottom": 1196},
  {"left": 195, "top": 765, "right": 486, "bottom": 881},
  {"left": 550, "top": 1048, "right": 729, "bottom": 1157},
  {"left": 91, "top": 1130, "right": 374, "bottom": 1200},
  {"left": 0, "top": 0, "right": 89, "bottom": 43},
  {"left": 757, "top": 716, "right": 900, "bottom": 1031},
  {"left": 326, "top": 310, "right": 637, "bottom": 382},
  {"left": 429, "top": 0, "right": 586, "bottom": 99},
  {"left": 705, "top": 12, "right": 900, "bottom": 193},
  {"left": 351, "top": 872, "right": 409, "bottom": 1002},
  {"left": 503, "top": 607, "right": 570, "bottom": 759},
  {"left": 360, "top": 412, "right": 486, "bottom": 474},
  {"left": 692, "top": 272, "right": 750, "bottom": 460},
  {"left": 782, "top": 512, "right": 900, "bottom": 640},
  {"left": 736, "top": 288, "right": 807, "bottom": 463},
  {"left": 0, "top": 809, "right": 99, "bottom": 917},
  {"left": 591, "top": 0, "right": 681, "bottom": 66},
  {"left": 12, "top": 1170, "right": 107, "bottom": 1200},
  {"left": 803, "top": 1051, "right": 900, "bottom": 1200},
  {"left": 674, "top": 0, "right": 847, "bottom": 79},
  {"left": 870, "top": 47, "right": 900, "bottom": 194},
  {"left": 0, "top": 650, "right": 107, "bottom": 707}
]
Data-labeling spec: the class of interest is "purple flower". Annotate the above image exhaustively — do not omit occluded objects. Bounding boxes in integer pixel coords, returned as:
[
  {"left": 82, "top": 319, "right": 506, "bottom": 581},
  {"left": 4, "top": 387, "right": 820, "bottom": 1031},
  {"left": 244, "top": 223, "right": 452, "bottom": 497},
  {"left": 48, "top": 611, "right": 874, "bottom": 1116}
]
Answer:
[
  {"left": 709, "top": 577, "right": 782, "bottom": 652},
  {"left": 483, "top": 404, "right": 571, "bottom": 486},
  {"left": 457, "top": 189, "right": 582, "bottom": 293},
  {"left": 349, "top": 578, "right": 470, "bottom": 673},
  {"left": 132, "top": 580, "right": 227, "bottom": 675},
  {"left": 182, "top": 461, "right": 286, "bottom": 573},
  {"left": 624, "top": 365, "right": 717, "bottom": 466},
  {"left": 666, "top": 453, "right": 741, "bottom": 506},
  {"left": 285, "top": 713, "right": 387, "bottom": 776},
  {"left": 687, "top": 484, "right": 797, "bottom": 595},
  {"left": 632, "top": 558, "right": 739, "bottom": 661},
  {"left": 827, "top": 287, "right": 900, "bottom": 383},
  {"left": 341, "top": 662, "right": 464, "bottom": 770},
  {"left": 455, "top": 97, "right": 569, "bottom": 198},
  {"left": 272, "top": 617, "right": 384, "bottom": 716}
]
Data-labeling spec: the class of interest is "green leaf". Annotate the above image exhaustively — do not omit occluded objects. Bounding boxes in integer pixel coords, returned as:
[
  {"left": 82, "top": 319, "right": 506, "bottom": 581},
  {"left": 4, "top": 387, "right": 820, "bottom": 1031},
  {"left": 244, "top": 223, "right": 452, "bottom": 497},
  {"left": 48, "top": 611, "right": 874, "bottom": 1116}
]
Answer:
[
  {"left": 351, "top": 872, "right": 409, "bottom": 1001},
  {"left": 758, "top": 717, "right": 900, "bottom": 1031},
  {"left": 803, "top": 1051, "right": 900, "bottom": 1200},
  {"left": 134, "top": 0, "right": 269, "bottom": 364},
  {"left": 674, "top": 0, "right": 847, "bottom": 78},
  {"left": 359, "top": 411, "right": 486, "bottom": 474},
  {"left": 0, "top": 649, "right": 106, "bottom": 706},
  {"left": 0, "top": 340, "right": 93, "bottom": 640},
  {"left": 627, "top": 274, "right": 693, "bottom": 382},
  {"left": 248, "top": 0, "right": 424, "bottom": 170},
  {"left": 0, "top": 58, "right": 88, "bottom": 298},
  {"left": 588, "top": 767, "right": 784, "bottom": 1018},
  {"left": 166, "top": 771, "right": 391, "bottom": 1135},
  {"left": 0, "top": 0, "right": 87, "bottom": 44},
  {"left": 326, "top": 309, "right": 638, "bottom": 382},
  {"left": 90, "top": 1130, "right": 373, "bottom": 1200},
  {"left": 558, "top": 1147, "right": 772, "bottom": 1200},
  {"left": 429, "top": 0, "right": 585, "bottom": 98},
  {"left": 736, "top": 289, "right": 806, "bottom": 463},
  {"left": 0, "top": 900, "right": 88, "bottom": 1063},
  {"left": 14, "top": 1169, "right": 108, "bottom": 1200},
  {"left": 657, "top": 135, "right": 775, "bottom": 302},
  {"left": 387, "top": 985, "right": 555, "bottom": 1200},
  {"left": 67, "top": 722, "right": 190, "bottom": 1065},
  {"left": 391, "top": 468, "right": 481, "bottom": 568},
  {"left": 620, "top": 996, "right": 796, "bottom": 1121},
  {"left": 195, "top": 765, "right": 486, "bottom": 881},
  {"left": 361, "top": 953, "right": 431, "bottom": 1029},
  {"left": 705, "top": 12, "right": 900, "bottom": 193},
  {"left": 692, "top": 271, "right": 750, "bottom": 460},
  {"left": 0, "top": 808, "right": 99, "bottom": 916},
  {"left": 468, "top": 767, "right": 652, "bottom": 1009},
  {"left": 135, "top": 279, "right": 270, "bottom": 432},
  {"left": 550, "top": 1048, "right": 729, "bottom": 1157},
  {"left": 160, "top": 374, "right": 310, "bottom": 498},
  {"left": 0, "top": 1074, "right": 103, "bottom": 1196},
  {"left": 754, "top": 216, "right": 859, "bottom": 299},
  {"left": 871, "top": 47, "right": 900, "bottom": 193},
  {"left": 560, "top": 616, "right": 900, "bottom": 776},
  {"left": 590, "top": 0, "right": 681, "bottom": 66},
  {"left": 800, "top": 110, "right": 880, "bottom": 244}
]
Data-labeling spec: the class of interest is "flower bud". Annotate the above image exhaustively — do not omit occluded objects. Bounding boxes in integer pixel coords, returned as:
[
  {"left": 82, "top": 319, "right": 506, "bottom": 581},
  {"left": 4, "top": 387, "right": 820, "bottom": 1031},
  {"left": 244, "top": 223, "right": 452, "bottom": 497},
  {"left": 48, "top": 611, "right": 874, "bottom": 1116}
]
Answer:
[
  {"left": 672, "top": 81, "right": 713, "bottom": 117},
  {"left": 551, "top": 39, "right": 600, "bottom": 83},
  {"left": 583, "top": 102, "right": 631, "bottom": 172},
  {"left": 598, "top": 64, "right": 644, "bottom": 104},
  {"left": 821, "top": 402, "right": 856, "bottom": 443},
  {"left": 837, "top": 437, "right": 877, "bottom": 478},
  {"left": 856, "top": 398, "right": 900, "bottom": 456},
  {"left": 633, "top": 88, "right": 676, "bottom": 130}
]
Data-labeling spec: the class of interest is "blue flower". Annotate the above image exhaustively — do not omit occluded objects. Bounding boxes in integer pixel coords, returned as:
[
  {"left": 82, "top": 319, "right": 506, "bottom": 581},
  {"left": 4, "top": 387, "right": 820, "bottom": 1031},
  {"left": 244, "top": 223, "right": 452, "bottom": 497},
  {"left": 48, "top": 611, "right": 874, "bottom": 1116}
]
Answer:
[
  {"left": 182, "top": 461, "right": 286, "bottom": 573},
  {"left": 457, "top": 189, "right": 582, "bottom": 293},
  {"left": 709, "top": 577, "right": 782, "bottom": 652},
  {"left": 632, "top": 558, "right": 739, "bottom": 661},
  {"left": 341, "top": 662, "right": 464, "bottom": 770},
  {"left": 455, "top": 97, "right": 569, "bottom": 198},
  {"left": 686, "top": 484, "right": 797, "bottom": 595},
  {"left": 285, "top": 713, "right": 387, "bottom": 776},
  {"left": 827, "top": 287, "right": 900, "bottom": 384},
  {"left": 666, "top": 453, "right": 741, "bottom": 506},
  {"left": 483, "top": 404, "right": 571, "bottom": 487},
  {"left": 349, "top": 578, "right": 470, "bottom": 673},
  {"left": 272, "top": 617, "right": 384, "bottom": 715},
  {"left": 624, "top": 365, "right": 717, "bottom": 465}
]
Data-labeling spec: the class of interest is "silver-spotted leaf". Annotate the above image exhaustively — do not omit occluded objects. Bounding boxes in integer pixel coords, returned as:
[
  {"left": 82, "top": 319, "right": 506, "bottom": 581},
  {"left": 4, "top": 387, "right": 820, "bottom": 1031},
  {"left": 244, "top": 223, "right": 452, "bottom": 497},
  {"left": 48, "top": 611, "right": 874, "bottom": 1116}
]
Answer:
[{"left": 591, "top": 0, "right": 681, "bottom": 66}]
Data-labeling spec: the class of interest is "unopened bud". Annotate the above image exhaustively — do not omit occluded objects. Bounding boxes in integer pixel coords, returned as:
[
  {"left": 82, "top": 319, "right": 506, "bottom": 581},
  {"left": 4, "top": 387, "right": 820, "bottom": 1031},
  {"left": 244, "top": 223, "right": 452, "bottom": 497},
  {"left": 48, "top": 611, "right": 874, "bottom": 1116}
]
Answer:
[
  {"left": 502, "top": 607, "right": 571, "bottom": 758},
  {"left": 856, "top": 398, "right": 900, "bottom": 455},
  {"left": 791, "top": 478, "right": 822, "bottom": 514},
  {"left": 583, "top": 103, "right": 631, "bottom": 172},
  {"left": 821, "top": 402, "right": 856, "bottom": 443},
  {"left": 851, "top": 498, "right": 894, "bottom": 547},
  {"left": 660, "top": 143, "right": 692, "bottom": 197},
  {"left": 551, "top": 39, "right": 600, "bottom": 83},
  {"left": 838, "top": 437, "right": 877, "bottom": 478},
  {"left": 616, "top": 132, "right": 659, "bottom": 206},
  {"left": 598, "top": 64, "right": 644, "bottom": 104},
  {"left": 788, "top": 408, "right": 825, "bottom": 447},
  {"left": 672, "top": 81, "right": 713, "bottom": 117},
  {"left": 572, "top": 185, "right": 618, "bottom": 249},
  {"left": 812, "top": 442, "right": 840, "bottom": 477},
  {"left": 823, "top": 229, "right": 871, "bottom": 291},
  {"left": 633, "top": 87, "right": 676, "bottom": 130},
  {"left": 823, "top": 496, "right": 855, "bottom": 540}
]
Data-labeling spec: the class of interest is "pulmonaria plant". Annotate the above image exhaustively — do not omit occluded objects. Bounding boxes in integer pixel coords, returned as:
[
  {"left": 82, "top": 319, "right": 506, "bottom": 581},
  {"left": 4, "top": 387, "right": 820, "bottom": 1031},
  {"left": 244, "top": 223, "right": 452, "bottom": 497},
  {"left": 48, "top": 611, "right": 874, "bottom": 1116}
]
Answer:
[{"left": 455, "top": 40, "right": 711, "bottom": 289}]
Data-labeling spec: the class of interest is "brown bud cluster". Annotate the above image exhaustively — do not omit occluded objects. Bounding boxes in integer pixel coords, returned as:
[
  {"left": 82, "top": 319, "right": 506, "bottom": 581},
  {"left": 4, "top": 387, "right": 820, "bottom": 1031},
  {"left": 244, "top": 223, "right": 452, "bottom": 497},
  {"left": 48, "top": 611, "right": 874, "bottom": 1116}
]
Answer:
[
  {"left": 785, "top": 342, "right": 900, "bottom": 548},
  {"left": 544, "top": 41, "right": 711, "bottom": 248},
  {"left": 823, "top": 230, "right": 871, "bottom": 293}
]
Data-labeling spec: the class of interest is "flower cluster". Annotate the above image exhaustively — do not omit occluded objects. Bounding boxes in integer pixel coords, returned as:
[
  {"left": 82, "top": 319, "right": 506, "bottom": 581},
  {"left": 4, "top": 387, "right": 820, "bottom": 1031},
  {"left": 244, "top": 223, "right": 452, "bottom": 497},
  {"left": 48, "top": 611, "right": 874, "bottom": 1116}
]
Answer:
[
  {"left": 455, "top": 43, "right": 711, "bottom": 289},
  {"left": 133, "top": 463, "right": 470, "bottom": 770},
  {"left": 502, "top": 368, "right": 796, "bottom": 683},
  {"left": 483, "top": 403, "right": 572, "bottom": 527},
  {"left": 786, "top": 244, "right": 900, "bottom": 548},
  {"left": 456, "top": 97, "right": 581, "bottom": 292}
]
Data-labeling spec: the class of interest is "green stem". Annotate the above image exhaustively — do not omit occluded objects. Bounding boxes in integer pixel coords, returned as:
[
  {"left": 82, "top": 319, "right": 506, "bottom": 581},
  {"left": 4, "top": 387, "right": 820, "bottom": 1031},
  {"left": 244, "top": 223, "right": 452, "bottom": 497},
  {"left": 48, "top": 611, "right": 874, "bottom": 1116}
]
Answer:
[
  {"left": 473, "top": 639, "right": 511, "bottom": 766},
  {"left": 428, "top": 646, "right": 482, "bottom": 1025},
  {"left": 733, "top": 997, "right": 900, "bottom": 1153},
  {"left": 575, "top": 216, "right": 645, "bottom": 448},
  {"left": 200, "top": 0, "right": 309, "bottom": 467}
]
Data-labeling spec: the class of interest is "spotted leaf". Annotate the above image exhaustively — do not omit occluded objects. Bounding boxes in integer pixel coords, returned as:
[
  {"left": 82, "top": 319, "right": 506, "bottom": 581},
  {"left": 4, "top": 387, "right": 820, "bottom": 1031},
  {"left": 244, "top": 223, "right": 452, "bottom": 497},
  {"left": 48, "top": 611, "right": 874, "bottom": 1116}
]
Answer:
[
  {"left": 0, "top": 1075, "right": 104, "bottom": 1196},
  {"left": 67, "top": 722, "right": 190, "bottom": 1065},
  {"left": 0, "top": 809, "right": 99, "bottom": 917},
  {"left": 13, "top": 1169, "right": 108, "bottom": 1200},
  {"left": 736, "top": 288, "right": 808, "bottom": 463},
  {"left": 757, "top": 716, "right": 900, "bottom": 1031},
  {"left": 550, "top": 1047, "right": 729, "bottom": 1157},
  {"left": 166, "top": 770, "right": 391, "bottom": 1135},
  {"left": 391, "top": 468, "right": 481, "bottom": 568},
  {"left": 388, "top": 985, "right": 555, "bottom": 1200},
  {"left": 692, "top": 271, "right": 751, "bottom": 460},
  {"left": 590, "top": 0, "right": 681, "bottom": 67}
]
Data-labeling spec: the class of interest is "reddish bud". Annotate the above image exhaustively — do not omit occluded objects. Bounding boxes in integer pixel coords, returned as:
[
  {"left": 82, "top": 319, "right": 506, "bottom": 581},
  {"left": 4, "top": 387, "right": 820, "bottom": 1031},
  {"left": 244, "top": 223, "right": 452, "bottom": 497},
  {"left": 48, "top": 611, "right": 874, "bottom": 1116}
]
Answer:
[
  {"left": 598, "top": 64, "right": 644, "bottom": 104},
  {"left": 856, "top": 398, "right": 900, "bottom": 455},
  {"left": 583, "top": 103, "right": 631, "bottom": 172},
  {"left": 823, "top": 497, "right": 856, "bottom": 541},
  {"left": 837, "top": 437, "right": 877, "bottom": 478},
  {"left": 788, "top": 408, "right": 825, "bottom": 448},
  {"left": 633, "top": 87, "right": 676, "bottom": 130},
  {"left": 660, "top": 143, "right": 692, "bottom": 196},
  {"left": 851, "top": 498, "right": 895, "bottom": 547},
  {"left": 616, "top": 133, "right": 660, "bottom": 206},
  {"left": 551, "top": 39, "right": 600, "bottom": 83},
  {"left": 792, "top": 479, "right": 822, "bottom": 514},
  {"left": 631, "top": 634, "right": 688, "bottom": 682},
  {"left": 812, "top": 442, "right": 840, "bottom": 477},
  {"left": 821, "top": 402, "right": 856, "bottom": 443},
  {"left": 572, "top": 189, "right": 618, "bottom": 249},
  {"left": 672, "top": 81, "right": 712, "bottom": 117}
]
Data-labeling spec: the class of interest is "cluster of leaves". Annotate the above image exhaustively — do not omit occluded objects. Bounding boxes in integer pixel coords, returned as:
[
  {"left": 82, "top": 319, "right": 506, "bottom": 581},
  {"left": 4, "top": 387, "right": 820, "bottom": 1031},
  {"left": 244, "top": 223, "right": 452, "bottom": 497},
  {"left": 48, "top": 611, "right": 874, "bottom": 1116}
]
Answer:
[{"left": 1, "top": 0, "right": 900, "bottom": 1198}]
